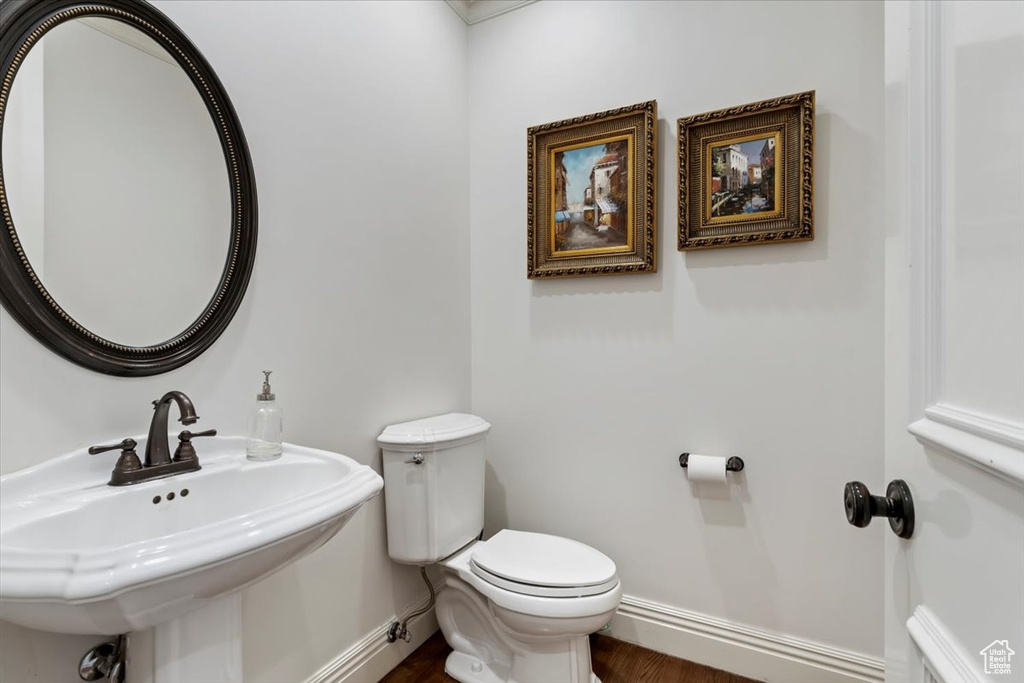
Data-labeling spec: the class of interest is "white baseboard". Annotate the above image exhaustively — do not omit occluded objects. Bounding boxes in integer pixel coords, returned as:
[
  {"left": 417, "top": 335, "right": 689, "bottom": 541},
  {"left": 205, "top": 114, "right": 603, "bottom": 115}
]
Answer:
[
  {"left": 609, "top": 595, "right": 884, "bottom": 683},
  {"left": 306, "top": 590, "right": 883, "bottom": 683},
  {"left": 304, "top": 586, "right": 441, "bottom": 683}
]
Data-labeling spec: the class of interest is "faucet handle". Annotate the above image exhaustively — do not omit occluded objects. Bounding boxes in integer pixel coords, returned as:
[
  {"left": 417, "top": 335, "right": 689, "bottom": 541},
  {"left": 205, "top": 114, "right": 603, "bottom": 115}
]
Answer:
[
  {"left": 88, "top": 438, "right": 143, "bottom": 478},
  {"left": 88, "top": 438, "right": 137, "bottom": 455},
  {"left": 181, "top": 428, "right": 217, "bottom": 440},
  {"left": 174, "top": 429, "right": 217, "bottom": 462}
]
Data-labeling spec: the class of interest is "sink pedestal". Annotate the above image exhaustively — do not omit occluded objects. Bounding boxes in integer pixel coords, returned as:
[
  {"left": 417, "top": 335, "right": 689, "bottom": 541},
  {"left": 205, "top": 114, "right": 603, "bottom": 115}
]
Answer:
[{"left": 151, "top": 595, "right": 242, "bottom": 683}]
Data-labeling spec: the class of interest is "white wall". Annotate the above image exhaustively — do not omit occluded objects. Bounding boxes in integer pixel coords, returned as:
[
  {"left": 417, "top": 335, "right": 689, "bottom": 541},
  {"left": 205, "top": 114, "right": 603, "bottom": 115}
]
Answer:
[
  {"left": 0, "top": 1, "right": 468, "bottom": 681},
  {"left": 468, "top": 0, "right": 885, "bottom": 661}
]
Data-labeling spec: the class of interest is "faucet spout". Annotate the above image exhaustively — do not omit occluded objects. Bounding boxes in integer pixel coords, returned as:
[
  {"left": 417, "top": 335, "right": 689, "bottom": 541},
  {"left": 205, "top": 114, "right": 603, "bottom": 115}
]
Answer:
[{"left": 145, "top": 391, "right": 199, "bottom": 467}]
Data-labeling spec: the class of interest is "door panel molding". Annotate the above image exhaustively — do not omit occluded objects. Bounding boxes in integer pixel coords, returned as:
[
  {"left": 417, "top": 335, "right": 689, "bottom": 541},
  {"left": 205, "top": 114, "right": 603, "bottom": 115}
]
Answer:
[
  {"left": 924, "top": 404, "right": 1024, "bottom": 451},
  {"left": 909, "top": 415, "right": 1024, "bottom": 486},
  {"left": 906, "top": 606, "right": 983, "bottom": 683},
  {"left": 907, "top": 0, "right": 945, "bottom": 415},
  {"left": 906, "top": 0, "right": 1024, "bottom": 486}
]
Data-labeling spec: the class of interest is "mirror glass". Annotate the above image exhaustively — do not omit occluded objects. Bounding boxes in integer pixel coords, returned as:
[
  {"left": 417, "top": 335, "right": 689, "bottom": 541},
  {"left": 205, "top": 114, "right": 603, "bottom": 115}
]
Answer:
[{"left": 2, "top": 17, "right": 231, "bottom": 347}]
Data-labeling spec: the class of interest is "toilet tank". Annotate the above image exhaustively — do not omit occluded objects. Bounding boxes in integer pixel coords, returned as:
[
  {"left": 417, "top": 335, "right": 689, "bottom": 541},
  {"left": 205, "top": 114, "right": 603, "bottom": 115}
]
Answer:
[{"left": 378, "top": 413, "right": 490, "bottom": 565}]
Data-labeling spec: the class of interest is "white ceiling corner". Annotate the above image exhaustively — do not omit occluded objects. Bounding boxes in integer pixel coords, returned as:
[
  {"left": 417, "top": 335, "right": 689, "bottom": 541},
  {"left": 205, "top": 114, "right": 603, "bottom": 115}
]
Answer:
[
  {"left": 79, "top": 17, "right": 177, "bottom": 67},
  {"left": 445, "top": 0, "right": 537, "bottom": 26}
]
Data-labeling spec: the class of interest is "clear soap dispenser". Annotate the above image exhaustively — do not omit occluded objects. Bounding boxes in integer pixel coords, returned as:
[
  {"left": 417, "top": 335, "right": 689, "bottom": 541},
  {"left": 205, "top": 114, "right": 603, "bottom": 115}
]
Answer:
[{"left": 247, "top": 370, "right": 283, "bottom": 461}]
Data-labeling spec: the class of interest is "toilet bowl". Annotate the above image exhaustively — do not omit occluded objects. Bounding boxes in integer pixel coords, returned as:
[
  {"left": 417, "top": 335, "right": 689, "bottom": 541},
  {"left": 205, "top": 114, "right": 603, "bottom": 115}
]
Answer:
[
  {"left": 435, "top": 530, "right": 621, "bottom": 683},
  {"left": 378, "top": 413, "right": 621, "bottom": 683}
]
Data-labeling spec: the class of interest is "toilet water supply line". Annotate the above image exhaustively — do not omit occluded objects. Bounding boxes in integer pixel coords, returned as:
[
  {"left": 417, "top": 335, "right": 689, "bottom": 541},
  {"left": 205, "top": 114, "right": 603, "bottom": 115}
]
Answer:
[{"left": 388, "top": 566, "right": 436, "bottom": 643}]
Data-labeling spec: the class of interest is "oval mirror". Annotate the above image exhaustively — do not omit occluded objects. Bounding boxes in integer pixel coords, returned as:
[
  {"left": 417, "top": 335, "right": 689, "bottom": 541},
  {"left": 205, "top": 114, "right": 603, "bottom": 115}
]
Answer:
[{"left": 0, "top": 0, "right": 257, "bottom": 376}]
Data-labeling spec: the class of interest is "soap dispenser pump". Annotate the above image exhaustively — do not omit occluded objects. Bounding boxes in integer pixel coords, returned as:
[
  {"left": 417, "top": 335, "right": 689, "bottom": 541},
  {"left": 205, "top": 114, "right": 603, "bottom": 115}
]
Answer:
[{"left": 247, "top": 370, "right": 283, "bottom": 461}]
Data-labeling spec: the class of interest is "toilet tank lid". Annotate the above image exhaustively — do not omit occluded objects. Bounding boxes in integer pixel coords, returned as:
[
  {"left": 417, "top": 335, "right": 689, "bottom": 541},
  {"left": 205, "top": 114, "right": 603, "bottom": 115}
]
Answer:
[{"left": 377, "top": 413, "right": 491, "bottom": 447}]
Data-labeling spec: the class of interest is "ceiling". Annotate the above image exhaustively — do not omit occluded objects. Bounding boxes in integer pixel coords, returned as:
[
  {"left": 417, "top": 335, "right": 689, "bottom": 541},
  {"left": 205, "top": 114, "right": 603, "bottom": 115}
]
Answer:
[{"left": 444, "top": 0, "right": 537, "bottom": 25}]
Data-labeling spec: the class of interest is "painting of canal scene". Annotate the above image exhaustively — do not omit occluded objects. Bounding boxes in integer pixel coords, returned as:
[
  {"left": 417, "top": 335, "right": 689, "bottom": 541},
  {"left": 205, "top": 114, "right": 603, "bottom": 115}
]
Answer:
[
  {"left": 677, "top": 91, "right": 814, "bottom": 251},
  {"left": 551, "top": 137, "right": 630, "bottom": 254},
  {"left": 527, "top": 100, "right": 656, "bottom": 279},
  {"left": 708, "top": 132, "right": 780, "bottom": 221}
]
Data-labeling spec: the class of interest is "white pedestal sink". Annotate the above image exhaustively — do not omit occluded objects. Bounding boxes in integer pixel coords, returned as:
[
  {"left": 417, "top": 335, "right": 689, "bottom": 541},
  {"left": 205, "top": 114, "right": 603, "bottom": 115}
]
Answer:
[{"left": 0, "top": 436, "right": 383, "bottom": 681}]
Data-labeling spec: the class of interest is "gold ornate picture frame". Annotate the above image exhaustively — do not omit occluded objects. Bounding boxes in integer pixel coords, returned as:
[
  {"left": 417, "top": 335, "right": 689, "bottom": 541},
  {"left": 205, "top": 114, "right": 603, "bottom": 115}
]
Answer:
[
  {"left": 678, "top": 91, "right": 814, "bottom": 251},
  {"left": 527, "top": 100, "right": 657, "bottom": 279}
]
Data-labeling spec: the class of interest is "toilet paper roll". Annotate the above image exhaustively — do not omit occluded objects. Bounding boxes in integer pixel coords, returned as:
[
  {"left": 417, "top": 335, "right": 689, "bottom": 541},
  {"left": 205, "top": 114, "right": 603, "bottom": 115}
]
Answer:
[{"left": 685, "top": 454, "right": 728, "bottom": 483}]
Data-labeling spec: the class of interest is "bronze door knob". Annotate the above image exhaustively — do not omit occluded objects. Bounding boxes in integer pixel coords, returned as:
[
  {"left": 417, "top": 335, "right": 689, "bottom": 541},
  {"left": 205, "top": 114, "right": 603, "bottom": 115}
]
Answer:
[{"left": 843, "top": 479, "right": 915, "bottom": 539}]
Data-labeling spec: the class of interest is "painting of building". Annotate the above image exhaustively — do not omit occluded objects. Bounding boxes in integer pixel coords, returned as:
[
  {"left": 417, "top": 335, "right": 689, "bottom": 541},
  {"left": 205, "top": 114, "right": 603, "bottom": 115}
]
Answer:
[
  {"left": 553, "top": 157, "right": 569, "bottom": 236},
  {"left": 747, "top": 163, "right": 762, "bottom": 186},
  {"left": 590, "top": 154, "right": 618, "bottom": 201},
  {"left": 590, "top": 153, "right": 623, "bottom": 230},
  {"left": 713, "top": 144, "right": 747, "bottom": 191},
  {"left": 551, "top": 137, "right": 630, "bottom": 251},
  {"left": 709, "top": 134, "right": 778, "bottom": 218},
  {"left": 760, "top": 137, "right": 775, "bottom": 204}
]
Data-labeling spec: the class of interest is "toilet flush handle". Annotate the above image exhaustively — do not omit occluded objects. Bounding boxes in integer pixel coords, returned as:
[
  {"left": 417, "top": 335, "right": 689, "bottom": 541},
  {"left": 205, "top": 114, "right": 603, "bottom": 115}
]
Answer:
[{"left": 405, "top": 453, "right": 424, "bottom": 465}]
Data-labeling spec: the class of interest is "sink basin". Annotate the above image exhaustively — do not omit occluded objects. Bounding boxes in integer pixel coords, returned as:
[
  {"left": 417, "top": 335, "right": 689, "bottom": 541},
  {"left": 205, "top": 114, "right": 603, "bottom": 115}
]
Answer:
[{"left": 0, "top": 436, "right": 382, "bottom": 634}]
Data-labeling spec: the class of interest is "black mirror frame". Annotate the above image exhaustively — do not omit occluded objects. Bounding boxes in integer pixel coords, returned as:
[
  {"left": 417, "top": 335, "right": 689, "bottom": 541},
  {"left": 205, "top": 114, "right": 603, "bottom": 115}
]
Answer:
[{"left": 0, "top": 0, "right": 257, "bottom": 376}]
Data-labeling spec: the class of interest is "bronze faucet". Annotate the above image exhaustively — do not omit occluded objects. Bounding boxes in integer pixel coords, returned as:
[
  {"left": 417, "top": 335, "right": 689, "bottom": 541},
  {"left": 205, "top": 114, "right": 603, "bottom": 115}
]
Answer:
[
  {"left": 89, "top": 391, "right": 216, "bottom": 486},
  {"left": 146, "top": 391, "right": 198, "bottom": 466}
]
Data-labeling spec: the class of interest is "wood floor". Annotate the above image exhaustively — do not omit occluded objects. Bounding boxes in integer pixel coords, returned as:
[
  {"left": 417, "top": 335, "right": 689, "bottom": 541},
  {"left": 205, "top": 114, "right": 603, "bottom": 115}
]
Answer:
[{"left": 379, "top": 631, "right": 759, "bottom": 683}]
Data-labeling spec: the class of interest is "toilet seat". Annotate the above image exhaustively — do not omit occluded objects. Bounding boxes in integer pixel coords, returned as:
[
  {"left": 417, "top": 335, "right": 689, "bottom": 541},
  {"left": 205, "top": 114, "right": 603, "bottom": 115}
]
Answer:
[
  {"left": 442, "top": 533, "right": 623, "bottom": 621},
  {"left": 469, "top": 530, "right": 618, "bottom": 598},
  {"left": 470, "top": 562, "right": 619, "bottom": 598}
]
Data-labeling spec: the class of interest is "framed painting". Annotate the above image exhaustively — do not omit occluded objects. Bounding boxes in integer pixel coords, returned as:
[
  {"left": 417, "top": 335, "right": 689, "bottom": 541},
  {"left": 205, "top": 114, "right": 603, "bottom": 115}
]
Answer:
[
  {"left": 527, "top": 100, "right": 657, "bottom": 279},
  {"left": 677, "top": 90, "right": 814, "bottom": 250}
]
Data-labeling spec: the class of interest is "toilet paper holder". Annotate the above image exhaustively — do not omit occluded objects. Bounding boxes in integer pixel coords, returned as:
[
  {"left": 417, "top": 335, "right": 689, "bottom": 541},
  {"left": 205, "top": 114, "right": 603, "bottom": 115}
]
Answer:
[{"left": 678, "top": 453, "right": 745, "bottom": 472}]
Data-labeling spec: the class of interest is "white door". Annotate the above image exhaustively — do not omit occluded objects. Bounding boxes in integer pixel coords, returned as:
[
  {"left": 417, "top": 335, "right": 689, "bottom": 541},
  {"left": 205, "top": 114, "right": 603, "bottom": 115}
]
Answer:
[{"left": 878, "top": 2, "right": 1024, "bottom": 682}]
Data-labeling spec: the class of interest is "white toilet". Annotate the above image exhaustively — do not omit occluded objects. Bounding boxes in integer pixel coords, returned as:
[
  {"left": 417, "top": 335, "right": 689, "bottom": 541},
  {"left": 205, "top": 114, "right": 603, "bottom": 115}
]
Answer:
[{"left": 378, "top": 413, "right": 622, "bottom": 683}]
